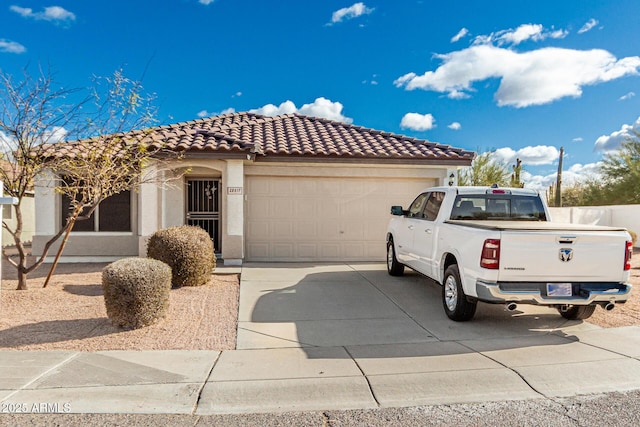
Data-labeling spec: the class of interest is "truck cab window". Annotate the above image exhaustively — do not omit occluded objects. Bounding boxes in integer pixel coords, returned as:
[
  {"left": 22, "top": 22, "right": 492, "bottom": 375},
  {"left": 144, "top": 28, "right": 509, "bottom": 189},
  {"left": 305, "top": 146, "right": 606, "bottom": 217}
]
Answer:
[
  {"left": 407, "top": 193, "right": 428, "bottom": 218},
  {"left": 423, "top": 191, "right": 445, "bottom": 221}
]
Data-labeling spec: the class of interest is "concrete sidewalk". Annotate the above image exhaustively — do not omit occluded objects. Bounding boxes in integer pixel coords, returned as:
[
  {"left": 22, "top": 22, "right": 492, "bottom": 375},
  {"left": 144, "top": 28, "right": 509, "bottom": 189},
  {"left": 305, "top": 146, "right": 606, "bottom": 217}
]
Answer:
[{"left": 2, "top": 263, "right": 640, "bottom": 415}]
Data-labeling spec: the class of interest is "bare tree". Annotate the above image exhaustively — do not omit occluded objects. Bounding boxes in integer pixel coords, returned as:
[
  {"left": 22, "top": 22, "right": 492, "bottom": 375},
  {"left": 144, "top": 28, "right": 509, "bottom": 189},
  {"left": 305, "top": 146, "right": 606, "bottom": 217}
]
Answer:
[{"left": 1, "top": 66, "right": 170, "bottom": 290}]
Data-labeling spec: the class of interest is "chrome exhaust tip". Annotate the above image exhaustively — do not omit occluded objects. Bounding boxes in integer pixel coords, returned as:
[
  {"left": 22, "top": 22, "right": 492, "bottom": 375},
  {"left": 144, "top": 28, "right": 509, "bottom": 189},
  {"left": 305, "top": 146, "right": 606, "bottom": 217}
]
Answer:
[{"left": 506, "top": 302, "right": 518, "bottom": 311}]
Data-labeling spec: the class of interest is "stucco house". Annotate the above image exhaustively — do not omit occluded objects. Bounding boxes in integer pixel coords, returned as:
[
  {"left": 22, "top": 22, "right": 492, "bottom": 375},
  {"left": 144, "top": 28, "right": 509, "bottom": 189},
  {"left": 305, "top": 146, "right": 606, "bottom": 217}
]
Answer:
[{"left": 32, "top": 112, "right": 474, "bottom": 265}]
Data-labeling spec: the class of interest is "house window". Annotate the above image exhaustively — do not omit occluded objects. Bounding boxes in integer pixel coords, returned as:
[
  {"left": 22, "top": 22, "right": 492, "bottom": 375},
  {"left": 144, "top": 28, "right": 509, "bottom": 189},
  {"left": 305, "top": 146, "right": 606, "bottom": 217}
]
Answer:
[{"left": 61, "top": 190, "right": 132, "bottom": 232}]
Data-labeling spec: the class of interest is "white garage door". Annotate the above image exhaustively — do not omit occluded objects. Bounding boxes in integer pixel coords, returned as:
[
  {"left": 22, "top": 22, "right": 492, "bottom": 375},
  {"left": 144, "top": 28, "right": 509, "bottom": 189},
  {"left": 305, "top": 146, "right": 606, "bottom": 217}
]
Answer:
[{"left": 245, "top": 176, "right": 436, "bottom": 261}]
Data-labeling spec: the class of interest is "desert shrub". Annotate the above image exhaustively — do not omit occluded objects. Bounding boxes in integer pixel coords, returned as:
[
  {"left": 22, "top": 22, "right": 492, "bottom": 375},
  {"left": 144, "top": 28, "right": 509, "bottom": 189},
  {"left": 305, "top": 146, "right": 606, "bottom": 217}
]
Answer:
[
  {"left": 102, "top": 257, "right": 172, "bottom": 329},
  {"left": 146, "top": 225, "right": 215, "bottom": 288},
  {"left": 629, "top": 230, "right": 638, "bottom": 246}
]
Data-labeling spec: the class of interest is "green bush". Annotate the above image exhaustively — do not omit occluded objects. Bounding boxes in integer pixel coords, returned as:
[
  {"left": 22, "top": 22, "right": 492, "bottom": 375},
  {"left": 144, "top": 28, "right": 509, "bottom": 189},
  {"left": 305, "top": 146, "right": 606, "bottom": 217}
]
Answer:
[
  {"left": 146, "top": 225, "right": 215, "bottom": 288},
  {"left": 102, "top": 257, "right": 172, "bottom": 329}
]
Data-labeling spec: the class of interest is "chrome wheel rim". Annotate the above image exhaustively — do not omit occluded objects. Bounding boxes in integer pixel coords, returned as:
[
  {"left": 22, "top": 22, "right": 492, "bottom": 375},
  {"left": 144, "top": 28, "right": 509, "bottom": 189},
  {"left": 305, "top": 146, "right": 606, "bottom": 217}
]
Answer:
[
  {"left": 444, "top": 275, "right": 458, "bottom": 312},
  {"left": 387, "top": 244, "right": 394, "bottom": 269}
]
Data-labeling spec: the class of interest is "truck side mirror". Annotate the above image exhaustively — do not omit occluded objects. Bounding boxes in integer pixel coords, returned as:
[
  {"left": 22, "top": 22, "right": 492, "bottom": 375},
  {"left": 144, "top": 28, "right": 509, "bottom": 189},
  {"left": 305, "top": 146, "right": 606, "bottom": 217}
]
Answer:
[{"left": 390, "top": 206, "right": 405, "bottom": 216}]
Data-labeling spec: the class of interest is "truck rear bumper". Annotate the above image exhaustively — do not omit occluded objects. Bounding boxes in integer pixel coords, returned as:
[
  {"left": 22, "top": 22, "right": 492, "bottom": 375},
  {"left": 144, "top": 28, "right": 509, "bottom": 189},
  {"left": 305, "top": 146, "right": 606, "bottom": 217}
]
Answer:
[{"left": 475, "top": 280, "right": 632, "bottom": 305}]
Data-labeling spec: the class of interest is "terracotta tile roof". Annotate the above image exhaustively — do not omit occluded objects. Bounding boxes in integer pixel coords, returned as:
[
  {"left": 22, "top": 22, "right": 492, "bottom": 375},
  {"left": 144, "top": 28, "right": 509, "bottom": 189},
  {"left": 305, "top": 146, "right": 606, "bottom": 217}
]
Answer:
[{"left": 39, "top": 112, "right": 475, "bottom": 164}]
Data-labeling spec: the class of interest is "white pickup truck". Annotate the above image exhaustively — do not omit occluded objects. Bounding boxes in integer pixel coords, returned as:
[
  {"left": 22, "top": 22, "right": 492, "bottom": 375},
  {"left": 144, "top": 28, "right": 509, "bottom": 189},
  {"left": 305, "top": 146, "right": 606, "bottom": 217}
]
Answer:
[{"left": 386, "top": 186, "right": 633, "bottom": 321}]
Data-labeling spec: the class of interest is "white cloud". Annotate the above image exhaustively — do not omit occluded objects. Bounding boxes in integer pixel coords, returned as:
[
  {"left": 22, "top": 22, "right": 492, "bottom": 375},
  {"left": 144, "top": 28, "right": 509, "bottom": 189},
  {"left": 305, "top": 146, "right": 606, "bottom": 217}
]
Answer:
[
  {"left": 199, "top": 0, "right": 215, "bottom": 4},
  {"left": 499, "top": 24, "right": 545, "bottom": 45},
  {"left": 10, "top": 5, "right": 76, "bottom": 23},
  {"left": 472, "top": 24, "right": 568, "bottom": 47},
  {"left": 619, "top": 91, "right": 635, "bottom": 101},
  {"left": 400, "top": 113, "right": 435, "bottom": 131},
  {"left": 249, "top": 100, "right": 297, "bottom": 116},
  {"left": 196, "top": 107, "right": 235, "bottom": 118},
  {"left": 448, "top": 122, "right": 461, "bottom": 130},
  {"left": 494, "top": 145, "right": 559, "bottom": 166},
  {"left": 572, "top": 137, "right": 583, "bottom": 142},
  {"left": 299, "top": 98, "right": 353, "bottom": 123},
  {"left": 523, "top": 162, "right": 603, "bottom": 191},
  {"left": 451, "top": 28, "right": 469, "bottom": 43},
  {"left": 578, "top": 18, "right": 598, "bottom": 34},
  {"left": 42, "top": 126, "right": 68, "bottom": 143},
  {"left": 594, "top": 116, "right": 640, "bottom": 152},
  {"left": 394, "top": 44, "right": 640, "bottom": 108},
  {"left": 249, "top": 98, "right": 353, "bottom": 123},
  {"left": 0, "top": 39, "right": 26, "bottom": 53},
  {"left": 329, "top": 2, "right": 374, "bottom": 24}
]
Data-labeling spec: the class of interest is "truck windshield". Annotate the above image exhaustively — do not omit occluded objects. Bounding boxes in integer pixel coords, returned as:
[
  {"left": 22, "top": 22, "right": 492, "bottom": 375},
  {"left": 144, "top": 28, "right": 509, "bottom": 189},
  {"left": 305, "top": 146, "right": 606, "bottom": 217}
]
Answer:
[{"left": 450, "top": 195, "right": 547, "bottom": 221}]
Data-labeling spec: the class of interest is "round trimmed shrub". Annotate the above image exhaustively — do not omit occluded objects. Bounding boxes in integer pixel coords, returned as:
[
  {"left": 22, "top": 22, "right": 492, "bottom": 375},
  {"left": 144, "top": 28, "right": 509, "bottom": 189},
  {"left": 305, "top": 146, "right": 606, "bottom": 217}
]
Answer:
[
  {"left": 102, "top": 257, "right": 172, "bottom": 329},
  {"left": 146, "top": 225, "right": 215, "bottom": 288}
]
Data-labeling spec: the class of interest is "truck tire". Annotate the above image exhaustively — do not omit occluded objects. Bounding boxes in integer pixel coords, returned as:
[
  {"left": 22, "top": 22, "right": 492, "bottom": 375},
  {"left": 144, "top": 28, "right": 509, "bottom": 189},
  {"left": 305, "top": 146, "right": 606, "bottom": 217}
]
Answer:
[
  {"left": 387, "top": 239, "right": 404, "bottom": 276},
  {"left": 558, "top": 304, "right": 597, "bottom": 320},
  {"left": 442, "top": 264, "right": 477, "bottom": 321}
]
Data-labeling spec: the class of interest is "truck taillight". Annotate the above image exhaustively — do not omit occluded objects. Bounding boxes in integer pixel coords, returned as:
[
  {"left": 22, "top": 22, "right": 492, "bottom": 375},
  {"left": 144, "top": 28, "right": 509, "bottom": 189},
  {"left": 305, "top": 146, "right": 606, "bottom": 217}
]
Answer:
[
  {"left": 481, "top": 239, "right": 500, "bottom": 269},
  {"left": 625, "top": 241, "right": 633, "bottom": 271}
]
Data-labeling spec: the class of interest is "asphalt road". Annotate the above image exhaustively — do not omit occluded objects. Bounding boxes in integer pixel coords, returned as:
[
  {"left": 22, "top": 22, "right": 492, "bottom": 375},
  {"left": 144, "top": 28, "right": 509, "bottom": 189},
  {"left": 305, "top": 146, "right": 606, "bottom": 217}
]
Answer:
[{"left": 3, "top": 389, "right": 639, "bottom": 426}]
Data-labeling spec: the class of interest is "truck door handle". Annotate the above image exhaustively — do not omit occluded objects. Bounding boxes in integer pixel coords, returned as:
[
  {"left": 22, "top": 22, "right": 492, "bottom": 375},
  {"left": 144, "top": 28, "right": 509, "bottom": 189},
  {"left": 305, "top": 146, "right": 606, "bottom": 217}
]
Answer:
[
  {"left": 408, "top": 225, "right": 414, "bottom": 230},
  {"left": 425, "top": 229, "right": 432, "bottom": 234}
]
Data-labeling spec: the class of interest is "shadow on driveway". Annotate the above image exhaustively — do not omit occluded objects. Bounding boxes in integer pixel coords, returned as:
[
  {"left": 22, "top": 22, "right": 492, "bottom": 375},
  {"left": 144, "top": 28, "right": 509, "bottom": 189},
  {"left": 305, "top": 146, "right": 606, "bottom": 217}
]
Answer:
[{"left": 240, "top": 263, "right": 584, "bottom": 358}]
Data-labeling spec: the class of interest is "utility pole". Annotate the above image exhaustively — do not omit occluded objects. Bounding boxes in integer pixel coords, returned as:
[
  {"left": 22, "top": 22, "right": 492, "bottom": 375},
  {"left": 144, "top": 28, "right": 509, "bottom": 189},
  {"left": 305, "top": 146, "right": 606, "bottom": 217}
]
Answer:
[{"left": 555, "top": 147, "right": 564, "bottom": 207}]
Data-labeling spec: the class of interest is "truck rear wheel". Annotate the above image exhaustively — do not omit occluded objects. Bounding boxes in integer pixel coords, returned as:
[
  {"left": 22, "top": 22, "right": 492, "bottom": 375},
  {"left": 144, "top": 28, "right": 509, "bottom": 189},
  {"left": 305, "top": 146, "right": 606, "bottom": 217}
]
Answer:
[
  {"left": 558, "top": 304, "right": 597, "bottom": 320},
  {"left": 442, "top": 264, "right": 477, "bottom": 321},
  {"left": 386, "top": 239, "right": 405, "bottom": 276}
]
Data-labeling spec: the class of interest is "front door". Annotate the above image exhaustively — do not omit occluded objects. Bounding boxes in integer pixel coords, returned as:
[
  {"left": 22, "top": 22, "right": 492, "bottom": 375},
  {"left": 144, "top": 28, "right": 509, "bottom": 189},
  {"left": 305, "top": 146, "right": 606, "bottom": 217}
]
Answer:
[{"left": 186, "top": 178, "right": 221, "bottom": 252}]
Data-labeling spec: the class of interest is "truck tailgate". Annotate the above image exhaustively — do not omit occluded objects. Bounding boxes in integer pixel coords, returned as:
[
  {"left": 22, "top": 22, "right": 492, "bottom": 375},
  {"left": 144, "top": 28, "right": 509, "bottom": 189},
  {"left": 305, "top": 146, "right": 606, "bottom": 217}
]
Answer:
[{"left": 498, "top": 229, "right": 628, "bottom": 282}]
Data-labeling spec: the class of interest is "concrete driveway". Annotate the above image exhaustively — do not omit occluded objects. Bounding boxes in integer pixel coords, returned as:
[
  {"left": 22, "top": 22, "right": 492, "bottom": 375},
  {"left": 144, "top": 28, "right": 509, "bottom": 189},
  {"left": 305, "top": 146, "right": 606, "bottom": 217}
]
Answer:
[
  {"left": 238, "top": 262, "right": 600, "bottom": 348},
  {"left": 216, "top": 262, "right": 640, "bottom": 412}
]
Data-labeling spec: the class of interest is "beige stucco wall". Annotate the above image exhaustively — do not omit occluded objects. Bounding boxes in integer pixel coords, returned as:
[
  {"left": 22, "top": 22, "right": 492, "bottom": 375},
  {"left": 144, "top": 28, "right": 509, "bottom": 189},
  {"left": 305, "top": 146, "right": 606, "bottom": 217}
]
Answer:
[{"left": 2, "top": 193, "right": 35, "bottom": 247}]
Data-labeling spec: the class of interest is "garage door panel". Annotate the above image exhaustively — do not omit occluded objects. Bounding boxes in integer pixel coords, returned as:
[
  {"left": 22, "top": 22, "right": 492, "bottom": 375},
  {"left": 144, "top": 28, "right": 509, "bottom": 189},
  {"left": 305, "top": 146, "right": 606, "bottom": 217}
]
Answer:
[
  {"left": 318, "top": 221, "right": 340, "bottom": 238},
  {"left": 297, "top": 243, "right": 317, "bottom": 258},
  {"left": 340, "top": 220, "right": 364, "bottom": 239},
  {"left": 246, "top": 221, "right": 270, "bottom": 240},
  {"left": 317, "top": 199, "right": 341, "bottom": 219},
  {"left": 319, "top": 243, "right": 341, "bottom": 259},
  {"left": 271, "top": 178, "right": 293, "bottom": 194},
  {"left": 294, "top": 200, "right": 316, "bottom": 217},
  {"left": 246, "top": 176, "right": 436, "bottom": 261},
  {"left": 273, "top": 221, "right": 293, "bottom": 238},
  {"left": 247, "top": 242, "right": 270, "bottom": 258},
  {"left": 293, "top": 221, "right": 318, "bottom": 239},
  {"left": 341, "top": 198, "right": 366, "bottom": 217}
]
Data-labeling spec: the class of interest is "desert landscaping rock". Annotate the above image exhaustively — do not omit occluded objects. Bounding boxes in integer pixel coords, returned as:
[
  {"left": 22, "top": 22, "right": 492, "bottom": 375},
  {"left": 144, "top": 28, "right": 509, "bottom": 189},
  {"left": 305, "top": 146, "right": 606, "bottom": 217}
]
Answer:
[{"left": 0, "top": 259, "right": 239, "bottom": 351}]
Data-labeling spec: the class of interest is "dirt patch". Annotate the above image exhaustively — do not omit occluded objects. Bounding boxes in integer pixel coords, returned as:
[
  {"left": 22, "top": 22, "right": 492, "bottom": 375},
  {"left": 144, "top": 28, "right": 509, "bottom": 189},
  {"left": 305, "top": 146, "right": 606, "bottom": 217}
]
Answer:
[{"left": 0, "top": 257, "right": 239, "bottom": 351}]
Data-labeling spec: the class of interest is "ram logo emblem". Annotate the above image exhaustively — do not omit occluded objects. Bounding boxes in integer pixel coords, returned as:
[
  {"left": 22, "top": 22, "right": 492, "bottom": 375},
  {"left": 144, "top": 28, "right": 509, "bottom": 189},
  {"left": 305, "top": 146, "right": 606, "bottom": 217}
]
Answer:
[{"left": 559, "top": 248, "right": 573, "bottom": 262}]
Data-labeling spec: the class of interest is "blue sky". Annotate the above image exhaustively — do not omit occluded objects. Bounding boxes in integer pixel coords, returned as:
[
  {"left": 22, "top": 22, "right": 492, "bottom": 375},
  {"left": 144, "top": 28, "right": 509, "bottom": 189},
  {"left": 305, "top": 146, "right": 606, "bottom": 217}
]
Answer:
[{"left": 2, "top": 1, "right": 640, "bottom": 190}]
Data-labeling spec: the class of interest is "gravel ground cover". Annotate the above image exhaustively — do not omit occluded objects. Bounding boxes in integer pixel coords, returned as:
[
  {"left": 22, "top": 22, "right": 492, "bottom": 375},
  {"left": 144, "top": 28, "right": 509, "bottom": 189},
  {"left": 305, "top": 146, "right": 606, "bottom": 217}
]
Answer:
[{"left": 0, "top": 257, "right": 239, "bottom": 351}]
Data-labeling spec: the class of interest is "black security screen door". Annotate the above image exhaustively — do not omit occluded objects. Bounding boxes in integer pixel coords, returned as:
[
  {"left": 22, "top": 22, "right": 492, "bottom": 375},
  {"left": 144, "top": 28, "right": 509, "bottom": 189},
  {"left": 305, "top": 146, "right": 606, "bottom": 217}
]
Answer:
[{"left": 186, "top": 179, "right": 221, "bottom": 252}]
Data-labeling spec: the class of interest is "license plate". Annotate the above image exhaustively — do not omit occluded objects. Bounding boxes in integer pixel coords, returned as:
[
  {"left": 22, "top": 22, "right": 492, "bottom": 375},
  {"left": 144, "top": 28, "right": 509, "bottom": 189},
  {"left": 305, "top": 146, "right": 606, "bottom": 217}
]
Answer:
[{"left": 547, "top": 283, "right": 572, "bottom": 297}]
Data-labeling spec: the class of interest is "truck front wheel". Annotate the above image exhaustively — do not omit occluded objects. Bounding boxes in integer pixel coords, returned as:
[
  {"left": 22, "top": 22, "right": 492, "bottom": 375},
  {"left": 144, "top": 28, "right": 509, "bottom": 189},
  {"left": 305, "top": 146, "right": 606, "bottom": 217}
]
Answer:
[
  {"left": 442, "top": 264, "right": 477, "bottom": 321},
  {"left": 386, "top": 239, "right": 405, "bottom": 276},
  {"left": 557, "top": 304, "right": 596, "bottom": 320}
]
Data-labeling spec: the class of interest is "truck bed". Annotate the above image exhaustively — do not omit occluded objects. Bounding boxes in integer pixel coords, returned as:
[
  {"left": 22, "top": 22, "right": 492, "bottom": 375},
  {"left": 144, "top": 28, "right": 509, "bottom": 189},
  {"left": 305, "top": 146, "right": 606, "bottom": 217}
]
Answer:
[{"left": 445, "top": 220, "right": 628, "bottom": 232}]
